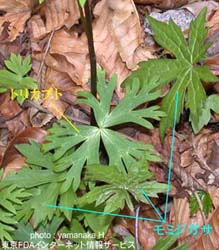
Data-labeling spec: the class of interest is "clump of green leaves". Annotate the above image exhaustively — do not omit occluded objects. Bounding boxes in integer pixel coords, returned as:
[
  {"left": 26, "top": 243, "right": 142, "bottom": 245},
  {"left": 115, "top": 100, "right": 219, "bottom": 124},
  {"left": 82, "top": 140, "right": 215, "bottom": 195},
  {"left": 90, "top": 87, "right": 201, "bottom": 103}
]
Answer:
[
  {"left": 0, "top": 170, "right": 31, "bottom": 241},
  {"left": 1, "top": 141, "right": 100, "bottom": 244},
  {"left": 79, "top": 158, "right": 166, "bottom": 212},
  {"left": 1, "top": 69, "right": 167, "bottom": 242},
  {"left": 3, "top": 141, "right": 66, "bottom": 229},
  {"left": 0, "top": 53, "right": 37, "bottom": 104},
  {"left": 190, "top": 190, "right": 213, "bottom": 217},
  {"left": 123, "top": 8, "right": 218, "bottom": 138},
  {"left": 42, "top": 69, "right": 165, "bottom": 193}
]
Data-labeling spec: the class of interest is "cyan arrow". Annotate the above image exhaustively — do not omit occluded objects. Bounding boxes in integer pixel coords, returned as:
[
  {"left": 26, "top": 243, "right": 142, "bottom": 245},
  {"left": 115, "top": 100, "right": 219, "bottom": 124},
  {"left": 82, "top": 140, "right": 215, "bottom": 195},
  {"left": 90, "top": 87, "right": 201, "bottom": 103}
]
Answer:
[{"left": 141, "top": 91, "right": 179, "bottom": 223}]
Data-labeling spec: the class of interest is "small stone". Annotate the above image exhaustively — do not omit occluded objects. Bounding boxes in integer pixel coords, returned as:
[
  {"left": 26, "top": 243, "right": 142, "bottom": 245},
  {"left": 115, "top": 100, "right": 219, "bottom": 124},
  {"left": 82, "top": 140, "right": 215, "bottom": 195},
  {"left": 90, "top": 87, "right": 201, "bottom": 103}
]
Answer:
[{"left": 144, "top": 9, "right": 195, "bottom": 35}]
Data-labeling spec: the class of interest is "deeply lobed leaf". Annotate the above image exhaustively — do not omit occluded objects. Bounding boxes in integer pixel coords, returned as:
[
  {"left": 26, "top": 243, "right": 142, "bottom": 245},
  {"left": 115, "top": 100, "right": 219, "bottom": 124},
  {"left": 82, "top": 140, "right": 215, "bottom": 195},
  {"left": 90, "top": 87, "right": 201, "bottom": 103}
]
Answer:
[
  {"left": 0, "top": 184, "right": 31, "bottom": 241},
  {"left": 78, "top": 160, "right": 166, "bottom": 212},
  {"left": 123, "top": 8, "right": 218, "bottom": 138},
  {"left": 43, "top": 69, "right": 164, "bottom": 191},
  {"left": 0, "top": 54, "right": 37, "bottom": 104}
]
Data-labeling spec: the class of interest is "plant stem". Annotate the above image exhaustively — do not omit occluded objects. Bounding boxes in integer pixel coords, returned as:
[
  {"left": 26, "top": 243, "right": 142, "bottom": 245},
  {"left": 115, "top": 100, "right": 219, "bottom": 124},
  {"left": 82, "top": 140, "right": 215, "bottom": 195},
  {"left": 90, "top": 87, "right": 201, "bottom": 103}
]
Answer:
[
  {"left": 135, "top": 206, "right": 140, "bottom": 250},
  {"left": 78, "top": 0, "right": 97, "bottom": 126}
]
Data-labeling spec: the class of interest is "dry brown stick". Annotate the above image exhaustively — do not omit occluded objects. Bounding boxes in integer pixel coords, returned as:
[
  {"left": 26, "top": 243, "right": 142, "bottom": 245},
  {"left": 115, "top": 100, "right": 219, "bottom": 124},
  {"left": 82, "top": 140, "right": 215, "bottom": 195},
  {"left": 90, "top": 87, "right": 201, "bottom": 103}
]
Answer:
[
  {"left": 37, "top": 30, "right": 55, "bottom": 89},
  {"left": 135, "top": 206, "right": 140, "bottom": 250},
  {"left": 77, "top": 0, "right": 97, "bottom": 126}
]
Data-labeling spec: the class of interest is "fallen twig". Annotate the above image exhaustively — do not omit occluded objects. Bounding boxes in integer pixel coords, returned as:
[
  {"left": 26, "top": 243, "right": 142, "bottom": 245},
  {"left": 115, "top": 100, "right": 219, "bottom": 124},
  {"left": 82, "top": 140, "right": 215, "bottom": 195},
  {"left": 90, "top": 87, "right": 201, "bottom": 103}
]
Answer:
[
  {"left": 135, "top": 206, "right": 140, "bottom": 250},
  {"left": 37, "top": 30, "right": 55, "bottom": 89}
]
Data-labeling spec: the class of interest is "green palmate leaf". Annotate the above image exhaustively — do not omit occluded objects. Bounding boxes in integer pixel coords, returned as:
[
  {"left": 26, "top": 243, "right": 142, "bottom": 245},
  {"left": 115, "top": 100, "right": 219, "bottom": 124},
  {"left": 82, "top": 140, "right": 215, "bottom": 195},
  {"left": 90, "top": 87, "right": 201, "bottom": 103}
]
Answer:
[
  {"left": 0, "top": 53, "right": 37, "bottom": 104},
  {"left": 29, "top": 183, "right": 60, "bottom": 228},
  {"left": 78, "top": 159, "right": 166, "bottom": 212},
  {"left": 0, "top": 184, "right": 31, "bottom": 241},
  {"left": 123, "top": 8, "right": 218, "bottom": 138},
  {"left": 15, "top": 140, "right": 54, "bottom": 169},
  {"left": 11, "top": 217, "right": 63, "bottom": 244},
  {"left": 5, "top": 182, "right": 60, "bottom": 228},
  {"left": 42, "top": 69, "right": 165, "bottom": 192},
  {"left": 189, "top": 190, "right": 213, "bottom": 217},
  {"left": 10, "top": 222, "right": 36, "bottom": 243},
  {"left": 43, "top": 124, "right": 101, "bottom": 193},
  {"left": 2, "top": 141, "right": 69, "bottom": 228},
  {"left": 0, "top": 184, "right": 31, "bottom": 214},
  {"left": 0, "top": 211, "right": 16, "bottom": 242},
  {"left": 77, "top": 70, "right": 164, "bottom": 128},
  {"left": 3, "top": 141, "right": 64, "bottom": 189},
  {"left": 22, "top": 184, "right": 64, "bottom": 229}
]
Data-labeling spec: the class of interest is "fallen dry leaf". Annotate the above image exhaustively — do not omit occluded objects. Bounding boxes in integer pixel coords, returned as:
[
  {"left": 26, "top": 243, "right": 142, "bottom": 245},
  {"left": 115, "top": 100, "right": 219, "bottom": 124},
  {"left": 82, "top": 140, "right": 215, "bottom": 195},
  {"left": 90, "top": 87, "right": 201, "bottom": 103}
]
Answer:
[
  {"left": 133, "top": 0, "right": 163, "bottom": 4},
  {"left": 176, "top": 190, "right": 219, "bottom": 250},
  {"left": 206, "top": 32, "right": 219, "bottom": 58},
  {"left": 0, "top": 30, "right": 31, "bottom": 64},
  {"left": 106, "top": 0, "right": 151, "bottom": 69},
  {"left": 2, "top": 157, "right": 26, "bottom": 179},
  {"left": 30, "top": 0, "right": 155, "bottom": 115},
  {"left": 157, "top": 0, "right": 189, "bottom": 9},
  {"left": 48, "top": 31, "right": 90, "bottom": 85},
  {"left": 0, "top": 93, "right": 21, "bottom": 119},
  {"left": 6, "top": 110, "right": 31, "bottom": 136},
  {"left": 29, "top": 0, "right": 80, "bottom": 40},
  {"left": 183, "top": 1, "right": 219, "bottom": 19},
  {"left": 0, "top": 128, "right": 9, "bottom": 165},
  {"left": 0, "top": 0, "right": 34, "bottom": 42},
  {"left": 93, "top": 0, "right": 154, "bottom": 85},
  {"left": 43, "top": 91, "right": 68, "bottom": 119},
  {"left": 169, "top": 197, "right": 204, "bottom": 245},
  {"left": 38, "top": 0, "right": 154, "bottom": 101},
  {"left": 42, "top": 67, "right": 81, "bottom": 118},
  {"left": 168, "top": 129, "right": 219, "bottom": 249},
  {"left": 29, "top": 106, "right": 53, "bottom": 128},
  {"left": 206, "top": 57, "right": 219, "bottom": 76},
  {"left": 134, "top": 0, "right": 189, "bottom": 9},
  {"left": 195, "top": 206, "right": 219, "bottom": 250},
  {"left": 0, "top": 93, "right": 31, "bottom": 136},
  {"left": 208, "top": 8, "right": 219, "bottom": 34}
]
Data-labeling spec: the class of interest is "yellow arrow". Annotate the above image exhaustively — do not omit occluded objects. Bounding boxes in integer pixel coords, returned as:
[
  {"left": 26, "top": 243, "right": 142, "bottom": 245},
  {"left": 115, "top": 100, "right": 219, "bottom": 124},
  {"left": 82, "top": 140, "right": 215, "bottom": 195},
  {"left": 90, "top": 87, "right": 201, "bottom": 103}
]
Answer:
[{"left": 50, "top": 102, "right": 80, "bottom": 133}]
